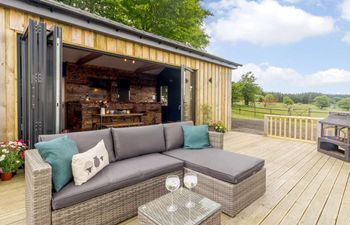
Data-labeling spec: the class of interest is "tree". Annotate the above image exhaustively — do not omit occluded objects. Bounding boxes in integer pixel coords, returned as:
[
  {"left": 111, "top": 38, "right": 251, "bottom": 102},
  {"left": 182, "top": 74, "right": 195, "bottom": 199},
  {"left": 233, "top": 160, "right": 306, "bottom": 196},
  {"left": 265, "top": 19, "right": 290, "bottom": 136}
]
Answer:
[
  {"left": 232, "top": 82, "right": 243, "bottom": 103},
  {"left": 313, "top": 95, "right": 331, "bottom": 109},
  {"left": 263, "top": 94, "right": 276, "bottom": 107},
  {"left": 283, "top": 96, "right": 294, "bottom": 105},
  {"left": 57, "top": 0, "right": 211, "bottom": 49},
  {"left": 234, "top": 72, "right": 261, "bottom": 105},
  {"left": 338, "top": 98, "right": 350, "bottom": 111}
]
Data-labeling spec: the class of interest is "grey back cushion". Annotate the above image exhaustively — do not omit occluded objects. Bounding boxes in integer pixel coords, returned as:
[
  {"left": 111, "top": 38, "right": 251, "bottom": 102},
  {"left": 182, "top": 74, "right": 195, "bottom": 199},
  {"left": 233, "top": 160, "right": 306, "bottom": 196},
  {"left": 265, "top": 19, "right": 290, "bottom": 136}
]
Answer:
[
  {"left": 38, "top": 129, "right": 116, "bottom": 162},
  {"left": 112, "top": 124, "right": 166, "bottom": 160},
  {"left": 163, "top": 121, "right": 194, "bottom": 151}
]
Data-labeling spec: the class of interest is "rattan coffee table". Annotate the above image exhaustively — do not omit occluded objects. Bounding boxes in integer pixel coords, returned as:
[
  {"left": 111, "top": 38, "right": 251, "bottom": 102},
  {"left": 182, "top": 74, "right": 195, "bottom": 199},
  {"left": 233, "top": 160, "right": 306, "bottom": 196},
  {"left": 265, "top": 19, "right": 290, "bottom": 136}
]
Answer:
[{"left": 138, "top": 188, "right": 221, "bottom": 225}]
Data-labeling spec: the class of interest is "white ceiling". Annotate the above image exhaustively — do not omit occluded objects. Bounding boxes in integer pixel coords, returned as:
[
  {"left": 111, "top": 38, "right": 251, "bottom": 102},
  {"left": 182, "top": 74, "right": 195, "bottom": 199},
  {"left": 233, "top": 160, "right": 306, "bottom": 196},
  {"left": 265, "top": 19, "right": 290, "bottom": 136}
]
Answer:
[{"left": 63, "top": 47, "right": 165, "bottom": 74}]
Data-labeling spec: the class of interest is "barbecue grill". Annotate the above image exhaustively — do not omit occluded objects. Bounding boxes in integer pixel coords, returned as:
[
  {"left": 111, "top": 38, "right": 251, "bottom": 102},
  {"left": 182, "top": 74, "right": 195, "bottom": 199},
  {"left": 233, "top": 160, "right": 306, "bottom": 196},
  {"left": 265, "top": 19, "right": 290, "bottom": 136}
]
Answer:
[{"left": 318, "top": 112, "right": 350, "bottom": 162}]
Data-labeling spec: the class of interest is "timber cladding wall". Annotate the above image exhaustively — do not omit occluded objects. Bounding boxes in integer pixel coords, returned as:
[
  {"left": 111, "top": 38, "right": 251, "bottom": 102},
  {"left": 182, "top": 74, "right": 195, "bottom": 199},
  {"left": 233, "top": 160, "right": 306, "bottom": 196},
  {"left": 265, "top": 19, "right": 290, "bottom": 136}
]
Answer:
[{"left": 0, "top": 6, "right": 232, "bottom": 140}]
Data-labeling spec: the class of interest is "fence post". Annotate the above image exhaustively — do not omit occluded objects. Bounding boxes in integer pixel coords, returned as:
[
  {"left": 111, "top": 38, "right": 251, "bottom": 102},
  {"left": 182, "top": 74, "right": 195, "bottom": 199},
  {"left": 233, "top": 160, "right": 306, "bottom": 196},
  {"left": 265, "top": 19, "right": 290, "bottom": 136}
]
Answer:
[
  {"left": 308, "top": 108, "right": 311, "bottom": 117},
  {"left": 254, "top": 106, "right": 256, "bottom": 118},
  {"left": 264, "top": 115, "right": 269, "bottom": 136}
]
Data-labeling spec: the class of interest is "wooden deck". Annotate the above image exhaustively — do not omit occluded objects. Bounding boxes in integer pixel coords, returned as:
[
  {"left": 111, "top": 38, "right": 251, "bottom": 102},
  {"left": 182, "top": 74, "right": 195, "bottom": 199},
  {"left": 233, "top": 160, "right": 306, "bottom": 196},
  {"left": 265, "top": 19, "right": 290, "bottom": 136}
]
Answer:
[{"left": 1, "top": 131, "right": 350, "bottom": 225}]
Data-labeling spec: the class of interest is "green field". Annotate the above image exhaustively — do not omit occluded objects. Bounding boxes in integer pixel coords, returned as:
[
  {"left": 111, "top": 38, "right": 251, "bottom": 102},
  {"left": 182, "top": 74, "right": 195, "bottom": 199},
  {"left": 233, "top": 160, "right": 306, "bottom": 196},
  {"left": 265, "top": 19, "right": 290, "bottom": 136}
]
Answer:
[{"left": 232, "top": 102, "right": 346, "bottom": 120}]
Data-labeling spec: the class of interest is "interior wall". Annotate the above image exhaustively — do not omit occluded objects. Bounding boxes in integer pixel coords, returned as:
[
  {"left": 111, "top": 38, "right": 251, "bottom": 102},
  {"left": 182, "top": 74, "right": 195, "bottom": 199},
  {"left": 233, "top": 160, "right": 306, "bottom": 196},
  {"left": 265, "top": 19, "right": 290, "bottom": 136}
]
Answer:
[
  {"left": 0, "top": 6, "right": 233, "bottom": 140},
  {"left": 64, "top": 63, "right": 162, "bottom": 130},
  {"left": 65, "top": 63, "right": 157, "bottom": 103}
]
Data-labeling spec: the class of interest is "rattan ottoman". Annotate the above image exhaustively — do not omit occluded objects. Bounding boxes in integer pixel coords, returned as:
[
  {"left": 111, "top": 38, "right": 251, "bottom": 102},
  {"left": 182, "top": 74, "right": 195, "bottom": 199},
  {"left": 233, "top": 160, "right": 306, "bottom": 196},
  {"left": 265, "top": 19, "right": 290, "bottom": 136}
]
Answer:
[{"left": 138, "top": 188, "right": 221, "bottom": 225}]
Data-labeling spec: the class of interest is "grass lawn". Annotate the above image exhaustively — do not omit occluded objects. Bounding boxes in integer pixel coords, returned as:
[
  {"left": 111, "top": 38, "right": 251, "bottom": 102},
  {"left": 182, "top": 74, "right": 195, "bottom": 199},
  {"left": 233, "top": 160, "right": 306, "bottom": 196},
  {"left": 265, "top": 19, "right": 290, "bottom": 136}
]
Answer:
[{"left": 232, "top": 102, "right": 346, "bottom": 120}]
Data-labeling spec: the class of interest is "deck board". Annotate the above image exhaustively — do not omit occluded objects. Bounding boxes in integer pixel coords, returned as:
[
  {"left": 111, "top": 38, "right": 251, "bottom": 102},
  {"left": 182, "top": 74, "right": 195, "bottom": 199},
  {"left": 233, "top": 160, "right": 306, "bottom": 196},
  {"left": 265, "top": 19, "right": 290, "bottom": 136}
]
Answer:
[{"left": 1, "top": 131, "right": 350, "bottom": 225}]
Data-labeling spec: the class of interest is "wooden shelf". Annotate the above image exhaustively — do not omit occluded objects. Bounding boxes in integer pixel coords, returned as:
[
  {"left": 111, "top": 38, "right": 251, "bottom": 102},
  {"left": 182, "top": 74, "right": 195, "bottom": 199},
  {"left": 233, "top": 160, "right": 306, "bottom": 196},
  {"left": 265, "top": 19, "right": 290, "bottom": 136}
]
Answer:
[
  {"left": 102, "top": 122, "right": 144, "bottom": 128},
  {"left": 319, "top": 148, "right": 346, "bottom": 161},
  {"left": 93, "top": 113, "right": 143, "bottom": 117}
]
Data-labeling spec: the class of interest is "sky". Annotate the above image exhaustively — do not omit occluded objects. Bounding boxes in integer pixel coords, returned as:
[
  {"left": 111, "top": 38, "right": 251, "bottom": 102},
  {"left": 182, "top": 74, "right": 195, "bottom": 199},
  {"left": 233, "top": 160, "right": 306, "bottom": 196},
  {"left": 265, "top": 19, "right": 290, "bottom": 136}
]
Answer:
[{"left": 202, "top": 0, "right": 350, "bottom": 94}]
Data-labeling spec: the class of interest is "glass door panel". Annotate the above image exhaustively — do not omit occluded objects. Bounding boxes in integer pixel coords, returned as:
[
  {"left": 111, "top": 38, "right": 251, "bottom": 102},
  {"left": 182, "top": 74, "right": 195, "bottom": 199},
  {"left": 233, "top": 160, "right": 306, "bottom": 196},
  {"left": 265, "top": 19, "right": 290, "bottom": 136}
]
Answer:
[{"left": 181, "top": 66, "right": 195, "bottom": 121}]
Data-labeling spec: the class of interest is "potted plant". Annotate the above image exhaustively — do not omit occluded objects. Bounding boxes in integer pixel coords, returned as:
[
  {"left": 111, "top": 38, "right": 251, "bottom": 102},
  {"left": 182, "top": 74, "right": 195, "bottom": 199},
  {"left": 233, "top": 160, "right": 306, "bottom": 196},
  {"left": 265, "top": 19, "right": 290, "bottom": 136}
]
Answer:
[
  {"left": 201, "top": 104, "right": 214, "bottom": 130},
  {"left": 0, "top": 140, "right": 27, "bottom": 181},
  {"left": 213, "top": 121, "right": 227, "bottom": 133}
]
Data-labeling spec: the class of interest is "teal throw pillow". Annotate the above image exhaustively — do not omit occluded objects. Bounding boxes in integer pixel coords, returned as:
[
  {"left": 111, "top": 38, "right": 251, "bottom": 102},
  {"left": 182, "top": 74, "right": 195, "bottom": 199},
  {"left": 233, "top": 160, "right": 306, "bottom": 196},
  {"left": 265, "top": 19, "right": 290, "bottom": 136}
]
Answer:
[
  {"left": 35, "top": 136, "right": 79, "bottom": 192},
  {"left": 182, "top": 125, "right": 211, "bottom": 149}
]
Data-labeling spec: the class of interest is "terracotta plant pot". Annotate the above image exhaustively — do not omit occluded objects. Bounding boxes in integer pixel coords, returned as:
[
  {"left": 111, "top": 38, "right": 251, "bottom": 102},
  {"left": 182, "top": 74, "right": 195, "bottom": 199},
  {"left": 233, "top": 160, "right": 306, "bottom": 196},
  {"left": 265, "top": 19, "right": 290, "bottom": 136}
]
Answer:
[{"left": 1, "top": 172, "right": 13, "bottom": 181}]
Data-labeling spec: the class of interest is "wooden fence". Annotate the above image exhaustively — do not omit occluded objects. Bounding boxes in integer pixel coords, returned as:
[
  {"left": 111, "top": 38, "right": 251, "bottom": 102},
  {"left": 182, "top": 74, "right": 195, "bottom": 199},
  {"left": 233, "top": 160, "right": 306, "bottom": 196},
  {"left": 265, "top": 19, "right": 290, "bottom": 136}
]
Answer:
[
  {"left": 233, "top": 104, "right": 330, "bottom": 119},
  {"left": 264, "top": 115, "right": 323, "bottom": 143}
]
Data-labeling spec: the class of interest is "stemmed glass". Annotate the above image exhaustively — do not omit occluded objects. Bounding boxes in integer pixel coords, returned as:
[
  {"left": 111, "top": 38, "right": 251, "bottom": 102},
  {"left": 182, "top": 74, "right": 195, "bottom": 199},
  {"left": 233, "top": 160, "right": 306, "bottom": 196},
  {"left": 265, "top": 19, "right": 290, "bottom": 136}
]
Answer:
[
  {"left": 184, "top": 172, "right": 198, "bottom": 208},
  {"left": 165, "top": 175, "right": 180, "bottom": 212}
]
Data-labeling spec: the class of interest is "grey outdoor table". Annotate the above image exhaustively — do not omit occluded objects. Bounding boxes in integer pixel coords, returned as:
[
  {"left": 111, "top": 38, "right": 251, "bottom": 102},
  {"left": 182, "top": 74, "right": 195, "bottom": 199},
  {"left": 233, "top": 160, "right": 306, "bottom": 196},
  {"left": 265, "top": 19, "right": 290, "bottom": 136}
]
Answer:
[{"left": 138, "top": 188, "right": 221, "bottom": 225}]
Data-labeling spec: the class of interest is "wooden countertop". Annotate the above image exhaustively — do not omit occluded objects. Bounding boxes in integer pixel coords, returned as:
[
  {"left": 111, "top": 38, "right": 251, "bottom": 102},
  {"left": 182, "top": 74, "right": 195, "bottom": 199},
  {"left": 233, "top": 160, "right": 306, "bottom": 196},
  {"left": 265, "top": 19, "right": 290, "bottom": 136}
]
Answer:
[{"left": 93, "top": 113, "right": 143, "bottom": 117}]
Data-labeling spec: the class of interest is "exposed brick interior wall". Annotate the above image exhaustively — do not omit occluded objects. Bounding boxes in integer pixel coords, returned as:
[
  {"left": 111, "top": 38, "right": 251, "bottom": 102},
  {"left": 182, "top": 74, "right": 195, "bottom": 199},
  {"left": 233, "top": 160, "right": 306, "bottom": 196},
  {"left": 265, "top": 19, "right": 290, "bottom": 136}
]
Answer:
[
  {"left": 65, "top": 63, "right": 157, "bottom": 102},
  {"left": 64, "top": 63, "right": 161, "bottom": 131}
]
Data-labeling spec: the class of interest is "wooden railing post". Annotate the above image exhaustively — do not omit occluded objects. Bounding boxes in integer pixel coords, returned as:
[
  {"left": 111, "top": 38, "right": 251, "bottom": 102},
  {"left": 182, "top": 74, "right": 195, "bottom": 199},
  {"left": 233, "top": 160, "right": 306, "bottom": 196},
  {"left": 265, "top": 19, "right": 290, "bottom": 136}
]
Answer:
[
  {"left": 263, "top": 114, "right": 322, "bottom": 143},
  {"left": 317, "top": 122, "right": 322, "bottom": 138},
  {"left": 264, "top": 115, "right": 269, "bottom": 136}
]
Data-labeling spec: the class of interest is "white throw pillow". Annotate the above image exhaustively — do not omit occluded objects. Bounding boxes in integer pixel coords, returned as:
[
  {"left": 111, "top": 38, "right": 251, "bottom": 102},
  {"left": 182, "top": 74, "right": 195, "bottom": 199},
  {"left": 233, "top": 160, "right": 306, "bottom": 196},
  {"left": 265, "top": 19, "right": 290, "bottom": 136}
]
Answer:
[{"left": 72, "top": 140, "right": 109, "bottom": 185}]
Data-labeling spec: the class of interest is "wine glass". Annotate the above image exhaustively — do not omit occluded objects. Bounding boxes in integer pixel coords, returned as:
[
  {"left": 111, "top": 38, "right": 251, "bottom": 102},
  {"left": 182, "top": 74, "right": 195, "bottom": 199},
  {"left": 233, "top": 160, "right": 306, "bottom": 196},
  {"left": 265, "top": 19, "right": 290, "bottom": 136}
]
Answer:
[
  {"left": 165, "top": 175, "right": 180, "bottom": 212},
  {"left": 184, "top": 172, "right": 198, "bottom": 208}
]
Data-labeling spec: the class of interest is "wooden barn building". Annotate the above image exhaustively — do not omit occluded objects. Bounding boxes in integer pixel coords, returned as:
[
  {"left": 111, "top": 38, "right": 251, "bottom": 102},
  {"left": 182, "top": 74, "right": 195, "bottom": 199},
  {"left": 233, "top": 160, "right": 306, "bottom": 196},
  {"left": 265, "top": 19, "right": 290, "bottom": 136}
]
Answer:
[{"left": 0, "top": 0, "right": 240, "bottom": 146}]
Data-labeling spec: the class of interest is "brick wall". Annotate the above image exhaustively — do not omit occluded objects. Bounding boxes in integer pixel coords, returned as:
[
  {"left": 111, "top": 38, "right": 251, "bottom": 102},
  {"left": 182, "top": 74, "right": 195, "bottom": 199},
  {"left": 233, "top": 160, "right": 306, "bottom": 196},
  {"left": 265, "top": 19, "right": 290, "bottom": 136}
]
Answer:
[
  {"left": 65, "top": 63, "right": 157, "bottom": 102},
  {"left": 64, "top": 63, "right": 161, "bottom": 131}
]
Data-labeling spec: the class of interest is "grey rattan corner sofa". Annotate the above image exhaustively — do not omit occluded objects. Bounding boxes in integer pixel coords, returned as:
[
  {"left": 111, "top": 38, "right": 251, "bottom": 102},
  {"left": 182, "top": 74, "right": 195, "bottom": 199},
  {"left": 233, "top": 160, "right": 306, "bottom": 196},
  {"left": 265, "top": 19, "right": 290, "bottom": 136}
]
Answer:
[{"left": 25, "top": 121, "right": 266, "bottom": 225}]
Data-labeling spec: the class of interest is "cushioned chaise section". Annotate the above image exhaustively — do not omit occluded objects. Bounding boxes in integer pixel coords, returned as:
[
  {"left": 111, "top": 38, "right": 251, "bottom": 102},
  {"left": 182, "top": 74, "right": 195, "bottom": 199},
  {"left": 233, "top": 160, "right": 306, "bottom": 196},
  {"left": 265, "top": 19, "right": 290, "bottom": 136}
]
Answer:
[
  {"left": 52, "top": 153, "right": 183, "bottom": 209},
  {"left": 112, "top": 124, "right": 166, "bottom": 160},
  {"left": 163, "top": 121, "right": 194, "bottom": 151},
  {"left": 163, "top": 149, "right": 264, "bottom": 184},
  {"left": 39, "top": 129, "right": 116, "bottom": 162}
]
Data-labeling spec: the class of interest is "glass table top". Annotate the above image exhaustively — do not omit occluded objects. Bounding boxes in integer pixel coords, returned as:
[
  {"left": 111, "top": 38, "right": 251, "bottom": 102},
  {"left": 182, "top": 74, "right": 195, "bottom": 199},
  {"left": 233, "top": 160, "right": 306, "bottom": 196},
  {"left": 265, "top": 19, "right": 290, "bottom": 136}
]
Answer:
[{"left": 138, "top": 188, "right": 221, "bottom": 225}]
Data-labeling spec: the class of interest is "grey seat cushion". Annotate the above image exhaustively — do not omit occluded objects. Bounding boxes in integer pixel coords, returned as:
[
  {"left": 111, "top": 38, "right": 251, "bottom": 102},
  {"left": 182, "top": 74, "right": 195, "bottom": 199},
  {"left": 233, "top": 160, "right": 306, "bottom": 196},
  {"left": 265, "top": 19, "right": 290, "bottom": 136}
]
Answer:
[
  {"left": 52, "top": 153, "right": 183, "bottom": 210},
  {"left": 163, "top": 121, "right": 194, "bottom": 151},
  {"left": 38, "top": 129, "right": 116, "bottom": 162},
  {"left": 112, "top": 124, "right": 166, "bottom": 160},
  {"left": 163, "top": 149, "right": 264, "bottom": 184}
]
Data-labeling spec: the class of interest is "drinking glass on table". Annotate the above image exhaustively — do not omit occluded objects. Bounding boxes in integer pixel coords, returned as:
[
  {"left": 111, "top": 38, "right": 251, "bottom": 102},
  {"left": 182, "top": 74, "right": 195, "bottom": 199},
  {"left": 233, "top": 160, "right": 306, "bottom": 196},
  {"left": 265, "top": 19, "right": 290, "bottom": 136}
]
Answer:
[
  {"left": 165, "top": 175, "right": 180, "bottom": 212},
  {"left": 184, "top": 172, "right": 198, "bottom": 208}
]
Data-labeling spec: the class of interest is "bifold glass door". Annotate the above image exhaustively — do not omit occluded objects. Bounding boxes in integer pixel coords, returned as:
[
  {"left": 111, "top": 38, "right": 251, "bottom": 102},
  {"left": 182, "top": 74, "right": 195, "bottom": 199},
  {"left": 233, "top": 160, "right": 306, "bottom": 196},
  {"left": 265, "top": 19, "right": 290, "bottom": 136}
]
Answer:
[
  {"left": 181, "top": 66, "right": 196, "bottom": 121},
  {"left": 19, "top": 20, "right": 63, "bottom": 147}
]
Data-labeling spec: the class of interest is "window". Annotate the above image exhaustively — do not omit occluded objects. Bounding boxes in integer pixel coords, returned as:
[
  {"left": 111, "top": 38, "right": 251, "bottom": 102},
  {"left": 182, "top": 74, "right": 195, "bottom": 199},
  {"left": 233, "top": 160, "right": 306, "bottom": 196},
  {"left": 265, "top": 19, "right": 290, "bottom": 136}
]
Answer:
[
  {"left": 160, "top": 86, "right": 168, "bottom": 106},
  {"left": 117, "top": 79, "right": 130, "bottom": 102}
]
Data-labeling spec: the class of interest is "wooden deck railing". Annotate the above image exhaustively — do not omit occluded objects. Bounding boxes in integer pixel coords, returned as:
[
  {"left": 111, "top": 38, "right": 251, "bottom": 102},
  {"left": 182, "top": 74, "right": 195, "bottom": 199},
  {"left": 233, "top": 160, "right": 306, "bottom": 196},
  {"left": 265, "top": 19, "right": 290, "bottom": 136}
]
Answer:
[{"left": 264, "top": 115, "right": 323, "bottom": 143}]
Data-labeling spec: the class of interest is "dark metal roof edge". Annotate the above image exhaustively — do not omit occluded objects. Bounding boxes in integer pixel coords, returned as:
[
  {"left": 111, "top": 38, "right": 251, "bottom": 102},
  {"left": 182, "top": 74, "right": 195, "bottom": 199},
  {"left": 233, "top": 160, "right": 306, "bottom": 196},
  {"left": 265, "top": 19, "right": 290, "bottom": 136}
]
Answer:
[{"left": 2, "top": 0, "right": 241, "bottom": 69}]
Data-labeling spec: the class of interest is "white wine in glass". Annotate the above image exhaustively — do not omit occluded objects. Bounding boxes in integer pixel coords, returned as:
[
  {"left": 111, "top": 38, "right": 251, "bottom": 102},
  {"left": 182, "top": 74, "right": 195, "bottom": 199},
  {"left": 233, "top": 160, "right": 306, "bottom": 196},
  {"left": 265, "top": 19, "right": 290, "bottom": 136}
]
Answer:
[
  {"left": 184, "top": 173, "right": 198, "bottom": 208},
  {"left": 165, "top": 175, "right": 180, "bottom": 212}
]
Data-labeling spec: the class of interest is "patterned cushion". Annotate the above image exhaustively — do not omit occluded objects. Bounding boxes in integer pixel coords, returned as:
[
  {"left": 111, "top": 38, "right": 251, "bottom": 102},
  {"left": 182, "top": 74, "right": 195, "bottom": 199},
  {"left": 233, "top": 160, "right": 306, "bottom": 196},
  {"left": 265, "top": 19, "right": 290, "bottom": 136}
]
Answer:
[{"left": 72, "top": 140, "right": 109, "bottom": 185}]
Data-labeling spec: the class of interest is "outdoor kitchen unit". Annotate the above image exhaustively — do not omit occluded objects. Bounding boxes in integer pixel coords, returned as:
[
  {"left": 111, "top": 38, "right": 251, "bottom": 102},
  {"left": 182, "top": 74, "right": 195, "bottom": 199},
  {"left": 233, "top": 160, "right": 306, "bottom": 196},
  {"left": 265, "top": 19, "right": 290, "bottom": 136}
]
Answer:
[{"left": 318, "top": 113, "right": 350, "bottom": 162}]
